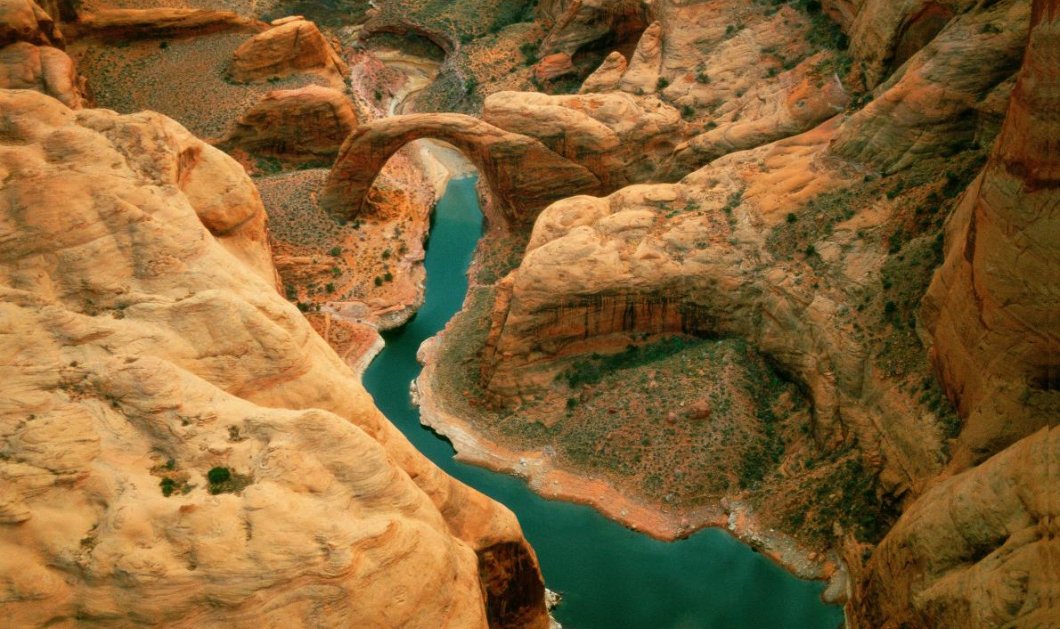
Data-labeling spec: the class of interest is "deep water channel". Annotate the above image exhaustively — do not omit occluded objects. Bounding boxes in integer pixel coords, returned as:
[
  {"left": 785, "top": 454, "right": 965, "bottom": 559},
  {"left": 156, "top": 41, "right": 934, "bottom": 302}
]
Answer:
[{"left": 362, "top": 176, "right": 845, "bottom": 629}]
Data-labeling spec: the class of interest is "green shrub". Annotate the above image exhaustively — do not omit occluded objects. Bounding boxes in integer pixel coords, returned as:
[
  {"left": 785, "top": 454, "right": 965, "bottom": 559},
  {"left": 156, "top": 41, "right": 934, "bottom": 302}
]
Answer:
[
  {"left": 160, "top": 478, "right": 176, "bottom": 497},
  {"left": 207, "top": 467, "right": 231, "bottom": 485}
]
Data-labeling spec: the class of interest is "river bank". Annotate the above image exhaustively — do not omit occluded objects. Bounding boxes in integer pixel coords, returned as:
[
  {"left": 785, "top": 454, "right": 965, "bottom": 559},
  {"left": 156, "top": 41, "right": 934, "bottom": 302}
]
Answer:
[
  {"left": 415, "top": 330, "right": 847, "bottom": 601},
  {"left": 363, "top": 176, "right": 846, "bottom": 628}
]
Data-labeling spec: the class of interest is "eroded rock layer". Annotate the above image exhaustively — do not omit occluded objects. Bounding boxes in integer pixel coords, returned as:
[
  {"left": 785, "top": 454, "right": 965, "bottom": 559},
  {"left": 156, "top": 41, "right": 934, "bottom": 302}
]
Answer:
[{"left": 0, "top": 89, "right": 548, "bottom": 629}]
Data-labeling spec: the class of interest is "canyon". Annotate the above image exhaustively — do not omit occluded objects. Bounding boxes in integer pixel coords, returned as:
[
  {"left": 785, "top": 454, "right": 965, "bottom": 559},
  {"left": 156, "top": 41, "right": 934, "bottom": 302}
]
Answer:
[{"left": 1, "top": 0, "right": 1057, "bottom": 627}]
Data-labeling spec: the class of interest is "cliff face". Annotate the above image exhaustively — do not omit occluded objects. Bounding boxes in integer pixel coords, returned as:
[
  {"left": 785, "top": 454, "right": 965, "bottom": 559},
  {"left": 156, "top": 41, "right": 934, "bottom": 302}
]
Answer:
[
  {"left": 415, "top": 0, "right": 1055, "bottom": 623},
  {"left": 851, "top": 426, "right": 1057, "bottom": 628},
  {"left": 850, "top": 7, "right": 1060, "bottom": 622},
  {"left": 0, "top": 89, "right": 548, "bottom": 628},
  {"left": 921, "top": 0, "right": 1060, "bottom": 471}
]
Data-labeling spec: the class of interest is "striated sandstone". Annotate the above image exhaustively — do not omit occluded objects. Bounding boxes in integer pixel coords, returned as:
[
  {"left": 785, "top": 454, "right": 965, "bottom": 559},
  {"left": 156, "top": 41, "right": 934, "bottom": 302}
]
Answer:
[
  {"left": 532, "top": 51, "right": 574, "bottom": 81},
  {"left": 616, "top": 19, "right": 661, "bottom": 94},
  {"left": 482, "top": 89, "right": 682, "bottom": 189},
  {"left": 578, "top": 50, "right": 626, "bottom": 93},
  {"left": 536, "top": 0, "right": 650, "bottom": 57},
  {"left": 833, "top": 0, "right": 1030, "bottom": 173},
  {"left": 222, "top": 85, "right": 357, "bottom": 162},
  {"left": 920, "top": 0, "right": 1060, "bottom": 470},
  {"left": 230, "top": 17, "right": 347, "bottom": 84},
  {"left": 665, "top": 51, "right": 849, "bottom": 176},
  {"left": 0, "top": 89, "right": 548, "bottom": 628}
]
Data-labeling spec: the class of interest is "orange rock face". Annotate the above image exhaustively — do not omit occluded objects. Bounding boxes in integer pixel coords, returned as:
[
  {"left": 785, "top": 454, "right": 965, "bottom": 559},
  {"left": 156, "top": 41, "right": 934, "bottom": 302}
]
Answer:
[
  {"left": 920, "top": 0, "right": 1059, "bottom": 470},
  {"left": 532, "top": 51, "right": 573, "bottom": 81},
  {"left": 230, "top": 17, "right": 348, "bottom": 84},
  {"left": 852, "top": 427, "right": 1058, "bottom": 628},
  {"left": 0, "top": 0, "right": 62, "bottom": 47},
  {"left": 0, "top": 40, "right": 84, "bottom": 107},
  {"left": 0, "top": 90, "right": 548, "bottom": 629},
  {"left": 536, "top": 0, "right": 650, "bottom": 57},
  {"left": 222, "top": 85, "right": 357, "bottom": 162},
  {"left": 71, "top": 8, "right": 263, "bottom": 39},
  {"left": 321, "top": 112, "right": 603, "bottom": 226}
]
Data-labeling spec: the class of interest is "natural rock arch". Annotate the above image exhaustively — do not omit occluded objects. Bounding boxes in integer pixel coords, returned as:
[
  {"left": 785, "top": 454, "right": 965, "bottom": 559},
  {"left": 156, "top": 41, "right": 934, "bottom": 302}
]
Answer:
[{"left": 321, "top": 113, "right": 603, "bottom": 227}]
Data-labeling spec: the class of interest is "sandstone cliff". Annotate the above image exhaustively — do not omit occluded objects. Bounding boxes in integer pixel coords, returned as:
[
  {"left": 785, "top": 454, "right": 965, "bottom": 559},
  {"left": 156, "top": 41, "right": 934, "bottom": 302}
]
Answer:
[
  {"left": 0, "top": 89, "right": 549, "bottom": 628},
  {"left": 412, "top": 1, "right": 1055, "bottom": 625},
  {"left": 920, "top": 0, "right": 1059, "bottom": 471}
]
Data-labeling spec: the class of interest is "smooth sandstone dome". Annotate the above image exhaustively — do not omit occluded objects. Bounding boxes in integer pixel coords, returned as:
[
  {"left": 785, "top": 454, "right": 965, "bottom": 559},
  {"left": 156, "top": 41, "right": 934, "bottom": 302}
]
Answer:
[{"left": 0, "top": 89, "right": 548, "bottom": 629}]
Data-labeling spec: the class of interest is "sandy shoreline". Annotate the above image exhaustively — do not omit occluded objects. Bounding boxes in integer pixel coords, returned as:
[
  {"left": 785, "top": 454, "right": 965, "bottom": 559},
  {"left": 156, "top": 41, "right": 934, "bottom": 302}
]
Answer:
[{"left": 414, "top": 331, "right": 849, "bottom": 604}]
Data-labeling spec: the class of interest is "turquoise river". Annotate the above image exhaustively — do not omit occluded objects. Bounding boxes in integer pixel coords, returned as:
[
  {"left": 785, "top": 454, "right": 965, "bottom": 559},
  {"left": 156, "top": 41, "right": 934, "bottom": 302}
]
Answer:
[{"left": 362, "top": 176, "right": 846, "bottom": 629}]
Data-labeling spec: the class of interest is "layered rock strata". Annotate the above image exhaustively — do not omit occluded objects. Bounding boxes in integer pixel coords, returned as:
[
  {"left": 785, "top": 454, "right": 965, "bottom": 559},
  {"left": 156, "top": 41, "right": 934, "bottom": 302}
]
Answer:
[{"left": 920, "top": 0, "right": 1059, "bottom": 470}]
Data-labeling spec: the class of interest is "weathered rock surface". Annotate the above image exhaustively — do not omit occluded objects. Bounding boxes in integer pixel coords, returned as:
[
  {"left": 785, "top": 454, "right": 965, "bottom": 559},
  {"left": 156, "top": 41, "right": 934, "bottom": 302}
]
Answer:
[
  {"left": 230, "top": 17, "right": 347, "bottom": 84},
  {"left": 462, "top": 2, "right": 1055, "bottom": 626},
  {"left": 532, "top": 51, "right": 574, "bottom": 81},
  {"left": 0, "top": 0, "right": 61, "bottom": 47},
  {"left": 72, "top": 8, "right": 263, "bottom": 39},
  {"left": 852, "top": 426, "right": 1059, "bottom": 628},
  {"left": 482, "top": 89, "right": 682, "bottom": 189},
  {"left": 578, "top": 50, "right": 626, "bottom": 93},
  {"left": 536, "top": 0, "right": 651, "bottom": 57},
  {"left": 222, "top": 85, "right": 357, "bottom": 162},
  {"left": 920, "top": 0, "right": 1059, "bottom": 470},
  {"left": 666, "top": 51, "right": 849, "bottom": 176},
  {"left": 322, "top": 112, "right": 603, "bottom": 227},
  {"left": 476, "top": 120, "right": 954, "bottom": 499},
  {"left": 0, "top": 0, "right": 85, "bottom": 106},
  {"left": 0, "top": 89, "right": 549, "bottom": 628},
  {"left": 0, "top": 41, "right": 84, "bottom": 106},
  {"left": 833, "top": 0, "right": 1030, "bottom": 173}
]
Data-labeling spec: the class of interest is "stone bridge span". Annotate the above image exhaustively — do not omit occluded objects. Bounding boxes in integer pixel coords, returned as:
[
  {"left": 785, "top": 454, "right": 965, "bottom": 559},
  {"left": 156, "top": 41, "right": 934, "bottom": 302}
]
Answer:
[{"left": 320, "top": 113, "right": 603, "bottom": 226}]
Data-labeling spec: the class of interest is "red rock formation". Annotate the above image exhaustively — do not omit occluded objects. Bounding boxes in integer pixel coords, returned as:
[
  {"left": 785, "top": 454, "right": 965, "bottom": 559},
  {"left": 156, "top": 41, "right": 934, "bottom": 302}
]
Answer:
[
  {"left": 851, "top": 426, "right": 1058, "bottom": 628},
  {"left": 71, "top": 8, "right": 264, "bottom": 40},
  {"left": 532, "top": 51, "right": 574, "bottom": 81},
  {"left": 0, "top": 40, "right": 83, "bottom": 107},
  {"left": 536, "top": 0, "right": 651, "bottom": 58},
  {"left": 482, "top": 90, "right": 682, "bottom": 189},
  {"left": 921, "top": 0, "right": 1059, "bottom": 470},
  {"left": 833, "top": 0, "right": 1030, "bottom": 173},
  {"left": 0, "top": 0, "right": 62, "bottom": 47}
]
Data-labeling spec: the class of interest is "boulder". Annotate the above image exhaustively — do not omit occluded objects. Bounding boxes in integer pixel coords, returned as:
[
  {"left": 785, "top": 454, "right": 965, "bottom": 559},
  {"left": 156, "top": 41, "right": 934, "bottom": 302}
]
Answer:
[
  {"left": 230, "top": 17, "right": 347, "bottom": 84},
  {"left": 0, "top": 41, "right": 84, "bottom": 107},
  {"left": 223, "top": 85, "right": 357, "bottom": 162}
]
